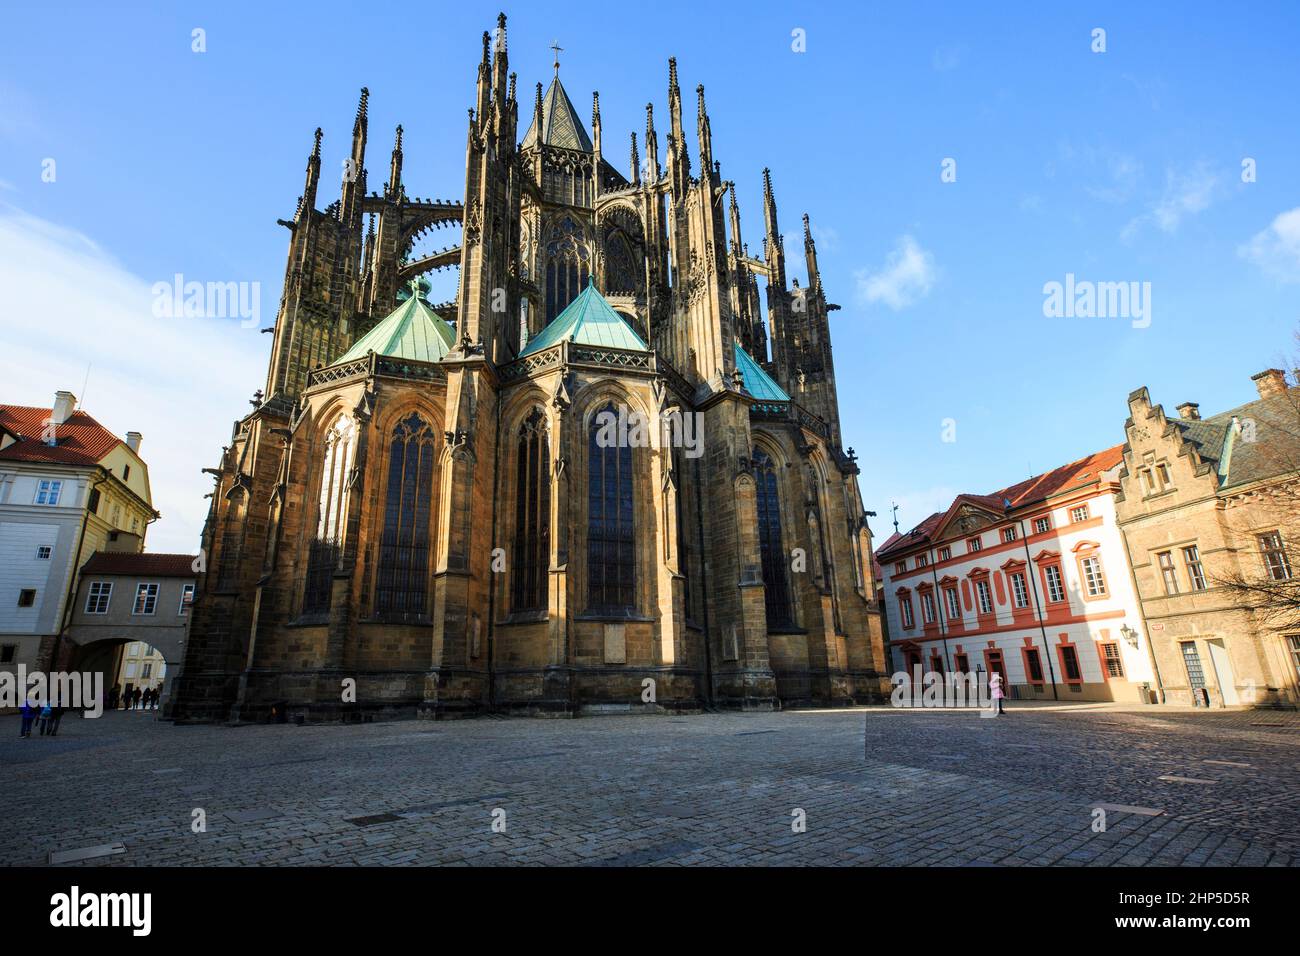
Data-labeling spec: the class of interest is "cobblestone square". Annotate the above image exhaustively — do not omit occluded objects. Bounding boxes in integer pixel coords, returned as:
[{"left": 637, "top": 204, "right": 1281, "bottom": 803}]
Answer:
[{"left": 2, "top": 704, "right": 1297, "bottom": 866}]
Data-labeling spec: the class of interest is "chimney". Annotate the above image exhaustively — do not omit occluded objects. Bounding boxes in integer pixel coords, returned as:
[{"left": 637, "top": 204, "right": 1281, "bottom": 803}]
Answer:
[
  {"left": 1251, "top": 368, "right": 1288, "bottom": 399},
  {"left": 125, "top": 431, "right": 142, "bottom": 454},
  {"left": 51, "top": 390, "right": 76, "bottom": 426},
  {"left": 1176, "top": 402, "right": 1200, "bottom": 421}
]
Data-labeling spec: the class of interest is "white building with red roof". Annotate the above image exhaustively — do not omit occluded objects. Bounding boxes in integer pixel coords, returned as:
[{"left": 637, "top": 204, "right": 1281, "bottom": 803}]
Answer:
[
  {"left": 875, "top": 445, "right": 1156, "bottom": 704},
  {"left": 0, "top": 390, "right": 156, "bottom": 681}
]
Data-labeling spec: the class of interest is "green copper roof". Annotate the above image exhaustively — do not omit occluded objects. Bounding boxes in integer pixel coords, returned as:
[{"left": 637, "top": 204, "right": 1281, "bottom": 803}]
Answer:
[
  {"left": 520, "top": 278, "right": 648, "bottom": 356},
  {"left": 735, "top": 344, "right": 791, "bottom": 402},
  {"left": 521, "top": 76, "right": 593, "bottom": 152},
  {"left": 336, "top": 292, "right": 455, "bottom": 364}
]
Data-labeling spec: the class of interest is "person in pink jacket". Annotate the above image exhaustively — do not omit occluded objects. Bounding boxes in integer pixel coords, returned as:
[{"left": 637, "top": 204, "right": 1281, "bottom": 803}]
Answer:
[{"left": 990, "top": 673, "right": 1006, "bottom": 715}]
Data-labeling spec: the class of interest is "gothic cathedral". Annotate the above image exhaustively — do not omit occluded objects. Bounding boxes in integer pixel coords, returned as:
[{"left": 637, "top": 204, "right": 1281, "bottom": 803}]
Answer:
[{"left": 173, "top": 14, "right": 888, "bottom": 721}]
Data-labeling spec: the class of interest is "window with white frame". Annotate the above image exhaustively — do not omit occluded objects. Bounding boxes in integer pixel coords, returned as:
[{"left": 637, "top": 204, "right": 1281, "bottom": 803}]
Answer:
[
  {"left": 1259, "top": 532, "right": 1292, "bottom": 581},
  {"left": 1044, "top": 565, "right": 1066, "bottom": 602},
  {"left": 944, "top": 587, "right": 961, "bottom": 619},
  {"left": 899, "top": 595, "right": 914, "bottom": 629},
  {"left": 1157, "top": 551, "right": 1179, "bottom": 595},
  {"left": 1034, "top": 516, "right": 1051, "bottom": 535},
  {"left": 967, "top": 537, "right": 982, "bottom": 553},
  {"left": 975, "top": 579, "right": 993, "bottom": 614},
  {"left": 1002, "top": 527, "right": 1017, "bottom": 543},
  {"left": 85, "top": 581, "right": 113, "bottom": 614},
  {"left": 894, "top": 561, "right": 906, "bottom": 575},
  {"left": 921, "top": 591, "right": 936, "bottom": 624},
  {"left": 132, "top": 583, "right": 159, "bottom": 616},
  {"left": 1070, "top": 504, "right": 1089, "bottom": 523},
  {"left": 179, "top": 584, "right": 195, "bottom": 614},
  {"left": 1010, "top": 571, "right": 1029, "bottom": 608},
  {"left": 34, "top": 480, "right": 62, "bottom": 505},
  {"left": 938, "top": 546, "right": 951, "bottom": 561},
  {"left": 1183, "top": 545, "right": 1207, "bottom": 591},
  {"left": 1080, "top": 555, "right": 1107, "bottom": 596},
  {"left": 916, "top": 553, "right": 929, "bottom": 568}
]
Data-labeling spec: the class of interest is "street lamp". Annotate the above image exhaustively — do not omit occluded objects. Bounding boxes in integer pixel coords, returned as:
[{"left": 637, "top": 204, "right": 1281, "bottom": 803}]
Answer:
[{"left": 1120, "top": 624, "right": 1139, "bottom": 648}]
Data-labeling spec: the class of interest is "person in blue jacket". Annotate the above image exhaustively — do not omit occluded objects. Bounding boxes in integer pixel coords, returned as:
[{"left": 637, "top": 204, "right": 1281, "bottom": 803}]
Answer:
[{"left": 19, "top": 697, "right": 38, "bottom": 737}]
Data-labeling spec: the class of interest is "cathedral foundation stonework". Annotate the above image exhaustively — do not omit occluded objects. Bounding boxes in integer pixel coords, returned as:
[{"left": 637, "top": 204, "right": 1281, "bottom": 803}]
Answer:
[{"left": 172, "top": 14, "right": 889, "bottom": 723}]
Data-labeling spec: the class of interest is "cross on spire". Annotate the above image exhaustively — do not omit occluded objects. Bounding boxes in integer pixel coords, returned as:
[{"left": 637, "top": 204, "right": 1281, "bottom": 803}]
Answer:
[{"left": 550, "top": 39, "right": 563, "bottom": 75}]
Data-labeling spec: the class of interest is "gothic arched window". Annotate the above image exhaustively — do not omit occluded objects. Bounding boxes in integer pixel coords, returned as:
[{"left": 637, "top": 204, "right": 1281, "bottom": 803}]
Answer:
[
  {"left": 544, "top": 217, "right": 590, "bottom": 322},
  {"left": 753, "top": 448, "right": 792, "bottom": 626},
  {"left": 605, "top": 232, "right": 638, "bottom": 295},
  {"left": 588, "top": 403, "right": 635, "bottom": 611},
  {"left": 512, "top": 409, "right": 551, "bottom": 612},
  {"left": 375, "top": 413, "right": 436, "bottom": 617},
  {"left": 304, "top": 414, "right": 355, "bottom": 614}
]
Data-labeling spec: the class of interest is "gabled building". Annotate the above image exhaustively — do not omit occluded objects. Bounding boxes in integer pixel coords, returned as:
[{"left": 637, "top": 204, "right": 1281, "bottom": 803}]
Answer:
[
  {"left": 877, "top": 446, "right": 1156, "bottom": 703},
  {"left": 1117, "top": 369, "right": 1300, "bottom": 708},
  {"left": 0, "top": 392, "right": 154, "bottom": 681}
]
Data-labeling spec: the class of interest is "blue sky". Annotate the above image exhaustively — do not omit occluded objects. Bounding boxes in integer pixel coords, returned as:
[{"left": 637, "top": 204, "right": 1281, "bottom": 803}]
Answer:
[{"left": 2, "top": 1, "right": 1298, "bottom": 551}]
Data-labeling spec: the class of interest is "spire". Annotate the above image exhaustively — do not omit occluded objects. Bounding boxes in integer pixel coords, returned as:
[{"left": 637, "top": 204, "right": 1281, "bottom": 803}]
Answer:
[
  {"left": 696, "top": 84, "right": 713, "bottom": 172},
  {"left": 729, "top": 183, "right": 743, "bottom": 255},
  {"left": 352, "top": 86, "right": 369, "bottom": 139},
  {"left": 762, "top": 167, "right": 786, "bottom": 289},
  {"left": 630, "top": 132, "right": 641, "bottom": 185},
  {"left": 302, "top": 127, "right": 322, "bottom": 213},
  {"left": 476, "top": 30, "right": 492, "bottom": 122},
  {"left": 644, "top": 102, "right": 660, "bottom": 181},
  {"left": 388, "top": 125, "right": 403, "bottom": 198},
  {"left": 803, "top": 212, "right": 820, "bottom": 291},
  {"left": 492, "top": 13, "right": 509, "bottom": 109},
  {"left": 667, "top": 58, "right": 688, "bottom": 187},
  {"left": 343, "top": 88, "right": 369, "bottom": 225}
]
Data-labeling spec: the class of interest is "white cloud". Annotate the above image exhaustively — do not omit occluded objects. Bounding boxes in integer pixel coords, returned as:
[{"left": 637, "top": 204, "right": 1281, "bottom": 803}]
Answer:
[
  {"left": 855, "top": 235, "right": 936, "bottom": 310},
  {"left": 1122, "top": 162, "right": 1219, "bottom": 240},
  {"left": 1239, "top": 206, "right": 1300, "bottom": 282},
  {"left": 931, "top": 44, "right": 964, "bottom": 72},
  {"left": 0, "top": 206, "right": 268, "bottom": 553},
  {"left": 810, "top": 222, "right": 840, "bottom": 253}
]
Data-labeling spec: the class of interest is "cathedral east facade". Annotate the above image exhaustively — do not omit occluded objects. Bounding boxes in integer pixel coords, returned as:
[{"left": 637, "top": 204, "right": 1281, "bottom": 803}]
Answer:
[{"left": 172, "top": 14, "right": 888, "bottom": 721}]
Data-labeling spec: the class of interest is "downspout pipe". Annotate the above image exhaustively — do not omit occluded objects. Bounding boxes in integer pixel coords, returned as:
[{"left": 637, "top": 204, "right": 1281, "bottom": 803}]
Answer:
[{"left": 1007, "top": 502, "right": 1058, "bottom": 701}]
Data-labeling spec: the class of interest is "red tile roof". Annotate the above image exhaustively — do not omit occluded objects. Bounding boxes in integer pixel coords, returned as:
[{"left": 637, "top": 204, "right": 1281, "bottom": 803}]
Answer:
[
  {"left": 80, "top": 552, "right": 198, "bottom": 578},
  {"left": 875, "top": 444, "right": 1126, "bottom": 559},
  {"left": 0, "top": 405, "right": 124, "bottom": 466}
]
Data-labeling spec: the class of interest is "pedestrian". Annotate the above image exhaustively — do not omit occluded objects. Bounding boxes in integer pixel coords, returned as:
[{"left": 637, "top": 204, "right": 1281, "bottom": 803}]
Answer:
[
  {"left": 132, "top": 687, "right": 142, "bottom": 710},
  {"left": 990, "top": 672, "right": 1006, "bottom": 715},
  {"left": 18, "top": 697, "right": 37, "bottom": 737},
  {"left": 109, "top": 684, "right": 120, "bottom": 711},
  {"left": 39, "top": 701, "right": 54, "bottom": 735},
  {"left": 48, "top": 705, "right": 65, "bottom": 736}
]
